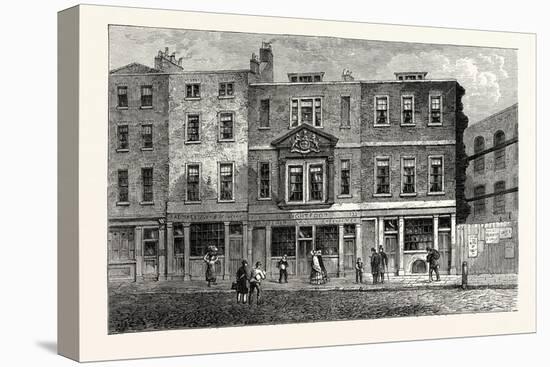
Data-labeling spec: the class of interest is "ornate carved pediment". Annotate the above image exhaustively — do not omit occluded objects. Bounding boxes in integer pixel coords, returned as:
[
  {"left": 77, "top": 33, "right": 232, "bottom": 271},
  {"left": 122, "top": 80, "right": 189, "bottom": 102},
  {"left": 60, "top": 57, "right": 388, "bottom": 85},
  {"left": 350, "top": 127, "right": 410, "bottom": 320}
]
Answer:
[
  {"left": 290, "top": 130, "right": 320, "bottom": 154},
  {"left": 270, "top": 124, "right": 338, "bottom": 153}
]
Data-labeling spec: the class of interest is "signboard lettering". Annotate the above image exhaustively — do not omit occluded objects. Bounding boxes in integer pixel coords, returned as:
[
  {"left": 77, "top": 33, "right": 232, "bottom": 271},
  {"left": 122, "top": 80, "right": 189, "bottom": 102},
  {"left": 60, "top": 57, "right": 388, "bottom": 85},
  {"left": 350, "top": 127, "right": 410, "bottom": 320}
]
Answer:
[
  {"left": 499, "top": 227, "right": 513, "bottom": 239},
  {"left": 485, "top": 228, "right": 500, "bottom": 244},
  {"left": 468, "top": 235, "right": 478, "bottom": 258}
]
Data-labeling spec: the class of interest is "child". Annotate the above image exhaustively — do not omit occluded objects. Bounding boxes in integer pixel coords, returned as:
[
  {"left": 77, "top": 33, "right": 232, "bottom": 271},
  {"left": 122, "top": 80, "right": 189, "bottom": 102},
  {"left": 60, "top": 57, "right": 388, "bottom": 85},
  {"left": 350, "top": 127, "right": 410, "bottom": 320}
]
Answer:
[
  {"left": 355, "top": 257, "right": 364, "bottom": 283},
  {"left": 277, "top": 254, "right": 289, "bottom": 283},
  {"left": 249, "top": 261, "right": 266, "bottom": 305}
]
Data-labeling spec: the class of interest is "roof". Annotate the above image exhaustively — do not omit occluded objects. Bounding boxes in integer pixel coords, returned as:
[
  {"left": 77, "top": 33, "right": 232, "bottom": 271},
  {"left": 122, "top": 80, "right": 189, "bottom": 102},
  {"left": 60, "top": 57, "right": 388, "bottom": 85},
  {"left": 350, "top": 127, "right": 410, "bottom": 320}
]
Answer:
[{"left": 109, "top": 62, "right": 163, "bottom": 75}]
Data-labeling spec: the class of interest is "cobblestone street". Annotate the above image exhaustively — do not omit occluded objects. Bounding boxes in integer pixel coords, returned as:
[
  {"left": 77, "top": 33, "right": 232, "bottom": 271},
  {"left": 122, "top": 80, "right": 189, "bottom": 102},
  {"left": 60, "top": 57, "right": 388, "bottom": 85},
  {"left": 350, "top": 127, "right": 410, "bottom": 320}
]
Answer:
[{"left": 109, "top": 285, "right": 517, "bottom": 334}]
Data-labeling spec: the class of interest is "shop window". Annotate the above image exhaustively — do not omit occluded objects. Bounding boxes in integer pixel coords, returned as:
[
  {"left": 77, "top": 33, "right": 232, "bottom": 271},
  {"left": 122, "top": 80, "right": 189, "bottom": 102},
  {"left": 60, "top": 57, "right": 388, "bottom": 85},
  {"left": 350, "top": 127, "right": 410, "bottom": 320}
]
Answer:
[
  {"left": 108, "top": 227, "right": 135, "bottom": 261},
  {"left": 173, "top": 224, "right": 184, "bottom": 255},
  {"left": 219, "top": 112, "right": 234, "bottom": 141},
  {"left": 140, "top": 85, "right": 153, "bottom": 107},
  {"left": 290, "top": 97, "right": 322, "bottom": 128},
  {"left": 117, "top": 169, "right": 129, "bottom": 203},
  {"left": 474, "top": 185, "right": 486, "bottom": 216},
  {"left": 143, "top": 228, "right": 158, "bottom": 256},
  {"left": 186, "top": 114, "right": 200, "bottom": 142},
  {"left": 375, "top": 157, "right": 390, "bottom": 194},
  {"left": 219, "top": 163, "right": 234, "bottom": 201},
  {"left": 315, "top": 225, "right": 339, "bottom": 255},
  {"left": 218, "top": 82, "right": 234, "bottom": 97},
  {"left": 190, "top": 223, "right": 225, "bottom": 256},
  {"left": 494, "top": 181, "right": 506, "bottom": 214},
  {"left": 429, "top": 95, "right": 441, "bottom": 124},
  {"left": 117, "top": 125, "right": 129, "bottom": 150},
  {"left": 259, "top": 99, "right": 270, "bottom": 128},
  {"left": 344, "top": 224, "right": 356, "bottom": 237},
  {"left": 428, "top": 156, "right": 444, "bottom": 193},
  {"left": 258, "top": 162, "right": 271, "bottom": 199},
  {"left": 474, "top": 136, "right": 485, "bottom": 173},
  {"left": 186, "top": 83, "right": 200, "bottom": 98},
  {"left": 438, "top": 216, "right": 451, "bottom": 230},
  {"left": 141, "top": 168, "right": 153, "bottom": 202},
  {"left": 494, "top": 130, "right": 506, "bottom": 170},
  {"left": 229, "top": 223, "right": 243, "bottom": 236},
  {"left": 340, "top": 159, "right": 350, "bottom": 196},
  {"left": 375, "top": 96, "right": 389, "bottom": 125},
  {"left": 271, "top": 226, "right": 296, "bottom": 257},
  {"left": 117, "top": 86, "right": 128, "bottom": 108},
  {"left": 186, "top": 164, "right": 200, "bottom": 202},
  {"left": 404, "top": 218, "right": 433, "bottom": 251},
  {"left": 141, "top": 124, "right": 153, "bottom": 149}
]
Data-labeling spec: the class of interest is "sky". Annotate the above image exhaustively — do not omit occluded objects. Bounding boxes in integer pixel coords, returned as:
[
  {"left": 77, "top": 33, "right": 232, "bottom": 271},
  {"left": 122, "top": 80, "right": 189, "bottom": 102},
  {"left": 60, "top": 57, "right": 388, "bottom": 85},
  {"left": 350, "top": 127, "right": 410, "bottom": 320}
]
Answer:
[{"left": 110, "top": 25, "right": 517, "bottom": 124}]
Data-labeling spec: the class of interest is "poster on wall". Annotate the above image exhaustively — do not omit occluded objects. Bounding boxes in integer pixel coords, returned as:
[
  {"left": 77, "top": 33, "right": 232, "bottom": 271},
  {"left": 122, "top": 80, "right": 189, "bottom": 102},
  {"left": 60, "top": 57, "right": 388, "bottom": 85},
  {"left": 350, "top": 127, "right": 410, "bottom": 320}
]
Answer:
[{"left": 468, "top": 235, "right": 479, "bottom": 257}]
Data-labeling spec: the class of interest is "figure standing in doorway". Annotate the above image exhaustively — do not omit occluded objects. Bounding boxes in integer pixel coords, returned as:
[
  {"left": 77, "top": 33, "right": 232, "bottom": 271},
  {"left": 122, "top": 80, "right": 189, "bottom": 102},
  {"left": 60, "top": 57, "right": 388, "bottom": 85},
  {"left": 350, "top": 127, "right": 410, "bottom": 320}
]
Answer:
[
  {"left": 370, "top": 248, "right": 380, "bottom": 284},
  {"left": 203, "top": 245, "right": 219, "bottom": 287},
  {"left": 378, "top": 246, "right": 388, "bottom": 283}
]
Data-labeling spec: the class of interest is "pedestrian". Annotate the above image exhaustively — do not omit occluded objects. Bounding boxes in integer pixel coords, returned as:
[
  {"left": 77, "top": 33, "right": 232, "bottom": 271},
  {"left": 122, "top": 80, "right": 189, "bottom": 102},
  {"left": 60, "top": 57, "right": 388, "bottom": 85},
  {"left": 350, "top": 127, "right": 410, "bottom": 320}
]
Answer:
[
  {"left": 355, "top": 257, "right": 364, "bottom": 283},
  {"left": 426, "top": 246, "right": 441, "bottom": 282},
  {"left": 370, "top": 248, "right": 380, "bottom": 284},
  {"left": 235, "top": 259, "right": 249, "bottom": 304},
  {"left": 378, "top": 246, "right": 388, "bottom": 283},
  {"left": 249, "top": 261, "right": 266, "bottom": 305},
  {"left": 317, "top": 250, "right": 329, "bottom": 283},
  {"left": 310, "top": 250, "right": 324, "bottom": 285},
  {"left": 203, "top": 245, "right": 219, "bottom": 287},
  {"left": 277, "top": 254, "right": 289, "bottom": 283}
]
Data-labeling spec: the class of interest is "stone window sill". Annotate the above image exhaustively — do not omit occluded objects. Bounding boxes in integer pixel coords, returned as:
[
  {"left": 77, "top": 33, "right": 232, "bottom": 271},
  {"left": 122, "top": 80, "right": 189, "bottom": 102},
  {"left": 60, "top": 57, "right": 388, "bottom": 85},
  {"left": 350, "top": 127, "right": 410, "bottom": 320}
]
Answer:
[
  {"left": 428, "top": 191, "right": 445, "bottom": 196},
  {"left": 140, "top": 201, "right": 154, "bottom": 206},
  {"left": 258, "top": 126, "right": 271, "bottom": 130},
  {"left": 116, "top": 148, "right": 129, "bottom": 153},
  {"left": 185, "top": 140, "right": 201, "bottom": 145},
  {"left": 141, "top": 147, "right": 153, "bottom": 151},
  {"left": 218, "top": 96, "right": 235, "bottom": 100},
  {"left": 337, "top": 194, "right": 352, "bottom": 199},
  {"left": 373, "top": 123, "right": 390, "bottom": 128},
  {"left": 218, "top": 139, "right": 235, "bottom": 143},
  {"left": 116, "top": 201, "right": 130, "bottom": 206},
  {"left": 373, "top": 193, "right": 392, "bottom": 198},
  {"left": 184, "top": 97, "right": 201, "bottom": 101},
  {"left": 428, "top": 123, "right": 443, "bottom": 127},
  {"left": 400, "top": 193, "right": 417, "bottom": 197},
  {"left": 140, "top": 106, "right": 153, "bottom": 110},
  {"left": 400, "top": 123, "right": 416, "bottom": 127},
  {"left": 218, "top": 199, "right": 235, "bottom": 203},
  {"left": 116, "top": 106, "right": 129, "bottom": 110},
  {"left": 184, "top": 200, "right": 201, "bottom": 205}
]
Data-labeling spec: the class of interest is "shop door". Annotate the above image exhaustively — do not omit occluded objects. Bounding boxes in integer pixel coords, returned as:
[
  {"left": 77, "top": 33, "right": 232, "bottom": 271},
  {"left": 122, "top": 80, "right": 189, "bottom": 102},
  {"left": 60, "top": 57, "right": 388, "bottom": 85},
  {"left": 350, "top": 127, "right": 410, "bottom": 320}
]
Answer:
[
  {"left": 229, "top": 237, "right": 243, "bottom": 276},
  {"left": 384, "top": 234, "right": 398, "bottom": 274},
  {"left": 142, "top": 228, "right": 159, "bottom": 279},
  {"left": 252, "top": 228, "right": 266, "bottom": 270},
  {"left": 173, "top": 224, "right": 185, "bottom": 276},
  {"left": 297, "top": 240, "right": 313, "bottom": 276},
  {"left": 343, "top": 238, "right": 355, "bottom": 272},
  {"left": 438, "top": 232, "right": 451, "bottom": 274}
]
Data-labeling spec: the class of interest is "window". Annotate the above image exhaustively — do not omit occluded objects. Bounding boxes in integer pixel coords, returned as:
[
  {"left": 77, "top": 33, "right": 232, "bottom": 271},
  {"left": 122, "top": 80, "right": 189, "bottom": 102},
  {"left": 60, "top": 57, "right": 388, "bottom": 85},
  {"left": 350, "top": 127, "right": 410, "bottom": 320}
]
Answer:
[
  {"left": 474, "top": 136, "right": 485, "bottom": 173},
  {"left": 340, "top": 96, "right": 350, "bottom": 127},
  {"left": 117, "top": 125, "right": 129, "bottom": 150},
  {"left": 186, "top": 164, "right": 200, "bottom": 202},
  {"left": 141, "top": 124, "right": 153, "bottom": 149},
  {"left": 290, "top": 97, "right": 322, "bottom": 128},
  {"left": 404, "top": 218, "right": 433, "bottom": 251},
  {"left": 401, "top": 157, "right": 416, "bottom": 194},
  {"left": 108, "top": 227, "right": 135, "bottom": 262},
  {"left": 186, "top": 83, "right": 200, "bottom": 98},
  {"left": 219, "top": 112, "right": 234, "bottom": 141},
  {"left": 173, "top": 224, "right": 185, "bottom": 255},
  {"left": 494, "top": 181, "right": 506, "bottom": 214},
  {"left": 402, "top": 96, "right": 414, "bottom": 125},
  {"left": 259, "top": 99, "right": 270, "bottom": 128},
  {"left": 309, "top": 164, "right": 324, "bottom": 201},
  {"left": 428, "top": 156, "right": 444, "bottom": 193},
  {"left": 117, "top": 86, "right": 128, "bottom": 108},
  {"left": 186, "top": 114, "right": 200, "bottom": 142},
  {"left": 141, "top": 168, "right": 153, "bottom": 202},
  {"left": 143, "top": 228, "right": 158, "bottom": 256},
  {"left": 271, "top": 227, "right": 296, "bottom": 257},
  {"left": 340, "top": 159, "right": 350, "bottom": 196},
  {"left": 229, "top": 223, "right": 243, "bottom": 236},
  {"left": 375, "top": 96, "right": 389, "bottom": 125},
  {"left": 375, "top": 157, "right": 390, "bottom": 195},
  {"left": 494, "top": 130, "right": 506, "bottom": 170},
  {"left": 258, "top": 162, "right": 270, "bottom": 199},
  {"left": 384, "top": 219, "right": 398, "bottom": 233},
  {"left": 218, "top": 82, "right": 234, "bottom": 97},
  {"left": 473, "top": 185, "right": 486, "bottom": 216},
  {"left": 219, "top": 163, "right": 234, "bottom": 201},
  {"left": 117, "top": 169, "right": 129, "bottom": 203},
  {"left": 190, "top": 223, "right": 224, "bottom": 256},
  {"left": 140, "top": 85, "right": 152, "bottom": 107},
  {"left": 315, "top": 225, "right": 339, "bottom": 255},
  {"left": 429, "top": 95, "right": 441, "bottom": 124},
  {"left": 288, "top": 165, "right": 304, "bottom": 202}
]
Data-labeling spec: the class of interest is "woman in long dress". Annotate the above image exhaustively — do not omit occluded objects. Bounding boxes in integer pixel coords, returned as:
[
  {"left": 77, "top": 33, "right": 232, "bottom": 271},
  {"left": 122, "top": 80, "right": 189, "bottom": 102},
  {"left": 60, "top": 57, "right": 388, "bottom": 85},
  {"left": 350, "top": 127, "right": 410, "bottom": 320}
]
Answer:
[
  {"left": 203, "top": 246, "right": 219, "bottom": 287},
  {"left": 310, "top": 250, "right": 324, "bottom": 285},
  {"left": 235, "top": 259, "right": 249, "bottom": 304},
  {"left": 317, "top": 250, "right": 329, "bottom": 283}
]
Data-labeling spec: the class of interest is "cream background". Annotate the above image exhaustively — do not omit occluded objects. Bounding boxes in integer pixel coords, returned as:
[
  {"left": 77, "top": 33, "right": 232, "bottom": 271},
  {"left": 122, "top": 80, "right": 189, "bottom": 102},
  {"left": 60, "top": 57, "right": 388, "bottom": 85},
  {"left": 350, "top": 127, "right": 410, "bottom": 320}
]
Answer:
[{"left": 63, "top": 4, "right": 538, "bottom": 362}]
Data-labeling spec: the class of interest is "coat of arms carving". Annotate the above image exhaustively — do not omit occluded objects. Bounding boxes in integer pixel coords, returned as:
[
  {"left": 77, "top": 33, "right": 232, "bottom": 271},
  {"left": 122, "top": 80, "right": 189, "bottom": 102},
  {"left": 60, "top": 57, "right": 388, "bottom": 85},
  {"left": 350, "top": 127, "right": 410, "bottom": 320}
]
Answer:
[{"left": 290, "top": 130, "right": 321, "bottom": 154}]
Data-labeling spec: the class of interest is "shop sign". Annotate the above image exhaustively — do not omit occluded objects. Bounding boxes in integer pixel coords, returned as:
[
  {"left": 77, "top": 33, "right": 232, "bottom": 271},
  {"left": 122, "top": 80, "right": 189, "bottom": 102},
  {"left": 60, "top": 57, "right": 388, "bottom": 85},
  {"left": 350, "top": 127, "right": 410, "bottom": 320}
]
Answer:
[
  {"left": 468, "top": 235, "right": 478, "bottom": 258},
  {"left": 499, "top": 227, "right": 513, "bottom": 239},
  {"left": 485, "top": 228, "right": 500, "bottom": 244},
  {"left": 504, "top": 242, "right": 515, "bottom": 259}
]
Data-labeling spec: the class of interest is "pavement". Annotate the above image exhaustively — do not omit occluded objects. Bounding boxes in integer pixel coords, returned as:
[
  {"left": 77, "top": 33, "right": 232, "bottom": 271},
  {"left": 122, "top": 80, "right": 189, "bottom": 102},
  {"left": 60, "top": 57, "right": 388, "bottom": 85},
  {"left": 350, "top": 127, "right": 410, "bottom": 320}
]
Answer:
[{"left": 109, "top": 273, "right": 517, "bottom": 295}]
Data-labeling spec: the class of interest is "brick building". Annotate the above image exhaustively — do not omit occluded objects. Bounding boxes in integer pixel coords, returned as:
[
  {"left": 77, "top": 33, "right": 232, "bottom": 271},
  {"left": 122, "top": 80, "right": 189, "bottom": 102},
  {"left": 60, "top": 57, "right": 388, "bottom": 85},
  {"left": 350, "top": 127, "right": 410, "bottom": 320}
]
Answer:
[
  {"left": 463, "top": 103, "right": 518, "bottom": 223},
  {"left": 108, "top": 43, "right": 468, "bottom": 282}
]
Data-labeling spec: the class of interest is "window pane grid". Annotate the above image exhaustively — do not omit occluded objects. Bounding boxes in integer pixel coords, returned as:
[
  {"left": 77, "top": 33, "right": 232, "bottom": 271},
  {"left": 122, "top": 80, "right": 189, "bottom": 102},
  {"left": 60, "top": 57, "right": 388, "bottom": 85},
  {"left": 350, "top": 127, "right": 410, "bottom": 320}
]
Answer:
[
  {"left": 315, "top": 225, "right": 339, "bottom": 255},
  {"left": 402, "top": 159, "right": 416, "bottom": 193},
  {"left": 474, "top": 185, "right": 486, "bottom": 216},
  {"left": 141, "top": 124, "right": 153, "bottom": 149},
  {"left": 186, "top": 84, "right": 200, "bottom": 98},
  {"left": 259, "top": 162, "right": 270, "bottom": 198},
  {"left": 494, "top": 181, "right": 506, "bottom": 214},
  {"left": 108, "top": 227, "right": 135, "bottom": 261},
  {"left": 429, "top": 158, "right": 443, "bottom": 192},
  {"left": 142, "top": 168, "right": 153, "bottom": 202},
  {"left": 187, "top": 115, "right": 200, "bottom": 142},
  {"left": 220, "top": 164, "right": 233, "bottom": 200},
  {"left": 402, "top": 97, "right": 413, "bottom": 124},
  {"left": 140, "top": 86, "right": 152, "bottom": 107},
  {"left": 340, "top": 159, "right": 350, "bottom": 195},
  {"left": 117, "top": 86, "right": 128, "bottom": 108},
  {"left": 404, "top": 219, "right": 433, "bottom": 251},
  {"left": 271, "top": 227, "right": 296, "bottom": 257},
  {"left": 376, "top": 158, "right": 390, "bottom": 194},
  {"left": 309, "top": 165, "right": 323, "bottom": 201},
  {"left": 220, "top": 113, "right": 234, "bottom": 140},
  {"left": 375, "top": 97, "right": 388, "bottom": 124},
  {"left": 260, "top": 99, "right": 270, "bottom": 128},
  {"left": 187, "top": 165, "right": 200, "bottom": 201},
  {"left": 117, "top": 125, "right": 129, "bottom": 150},
  {"left": 190, "top": 223, "right": 224, "bottom": 256},
  {"left": 291, "top": 98, "right": 322, "bottom": 127},
  {"left": 430, "top": 96, "right": 441, "bottom": 123},
  {"left": 117, "top": 169, "right": 128, "bottom": 202},
  {"left": 289, "top": 166, "right": 303, "bottom": 202}
]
